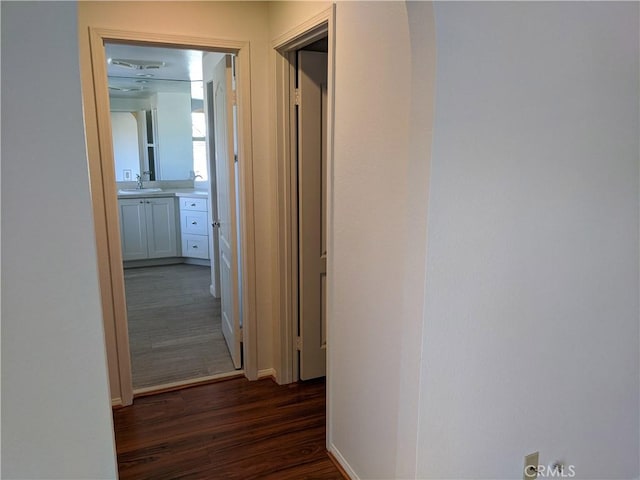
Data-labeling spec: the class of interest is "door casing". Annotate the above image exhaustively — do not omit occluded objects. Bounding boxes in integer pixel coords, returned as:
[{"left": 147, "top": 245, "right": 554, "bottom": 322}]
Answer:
[
  {"left": 84, "top": 28, "right": 258, "bottom": 406},
  {"left": 272, "top": 7, "right": 335, "bottom": 386}
]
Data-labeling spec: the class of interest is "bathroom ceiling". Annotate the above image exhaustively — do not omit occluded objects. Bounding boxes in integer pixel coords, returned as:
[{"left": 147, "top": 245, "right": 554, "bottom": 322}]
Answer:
[{"left": 105, "top": 43, "right": 222, "bottom": 99}]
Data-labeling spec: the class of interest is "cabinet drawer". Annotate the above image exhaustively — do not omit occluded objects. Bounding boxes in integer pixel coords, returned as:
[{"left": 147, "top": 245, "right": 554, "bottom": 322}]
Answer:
[
  {"left": 181, "top": 211, "right": 208, "bottom": 235},
  {"left": 182, "top": 234, "right": 209, "bottom": 259},
  {"left": 180, "top": 197, "right": 208, "bottom": 211}
]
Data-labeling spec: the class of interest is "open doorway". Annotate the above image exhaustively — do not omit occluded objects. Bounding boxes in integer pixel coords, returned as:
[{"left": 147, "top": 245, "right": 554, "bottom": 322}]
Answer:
[
  {"left": 273, "top": 10, "right": 334, "bottom": 385},
  {"left": 86, "top": 28, "right": 258, "bottom": 405},
  {"left": 295, "top": 40, "right": 328, "bottom": 380},
  {"left": 105, "top": 42, "right": 243, "bottom": 393}
]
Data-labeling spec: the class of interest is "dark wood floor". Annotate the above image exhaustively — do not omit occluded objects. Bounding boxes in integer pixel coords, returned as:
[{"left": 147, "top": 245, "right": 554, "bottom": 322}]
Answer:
[{"left": 113, "top": 376, "right": 344, "bottom": 479}]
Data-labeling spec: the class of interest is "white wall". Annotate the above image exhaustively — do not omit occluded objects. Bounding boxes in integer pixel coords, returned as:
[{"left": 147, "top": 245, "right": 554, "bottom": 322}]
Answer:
[
  {"left": 111, "top": 111, "right": 140, "bottom": 180},
  {"left": 109, "top": 97, "right": 151, "bottom": 112},
  {"left": 267, "top": 1, "right": 329, "bottom": 40},
  {"left": 328, "top": 2, "right": 638, "bottom": 480},
  {"left": 1, "top": 2, "right": 117, "bottom": 478},
  {"left": 328, "top": 2, "right": 435, "bottom": 478},
  {"left": 418, "top": 2, "right": 639, "bottom": 479}
]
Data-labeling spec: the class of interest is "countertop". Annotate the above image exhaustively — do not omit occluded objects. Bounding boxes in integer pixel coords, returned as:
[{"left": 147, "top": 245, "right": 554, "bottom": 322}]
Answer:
[{"left": 117, "top": 188, "right": 208, "bottom": 200}]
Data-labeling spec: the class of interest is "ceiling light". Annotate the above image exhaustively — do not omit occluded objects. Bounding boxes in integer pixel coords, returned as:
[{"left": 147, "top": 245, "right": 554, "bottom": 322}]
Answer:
[
  {"left": 109, "top": 85, "right": 144, "bottom": 92},
  {"left": 109, "top": 59, "right": 165, "bottom": 70}
]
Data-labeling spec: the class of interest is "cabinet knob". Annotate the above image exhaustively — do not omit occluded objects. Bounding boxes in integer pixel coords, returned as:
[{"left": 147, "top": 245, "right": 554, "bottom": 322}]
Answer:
[
  {"left": 139, "top": 200, "right": 143, "bottom": 204},
  {"left": 190, "top": 203, "right": 196, "bottom": 207},
  {"left": 192, "top": 245, "right": 198, "bottom": 249},
  {"left": 191, "top": 221, "right": 197, "bottom": 225}
]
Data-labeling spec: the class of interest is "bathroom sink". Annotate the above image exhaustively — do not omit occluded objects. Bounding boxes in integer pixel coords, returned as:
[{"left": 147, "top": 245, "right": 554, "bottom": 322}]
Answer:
[{"left": 118, "top": 188, "right": 163, "bottom": 194}]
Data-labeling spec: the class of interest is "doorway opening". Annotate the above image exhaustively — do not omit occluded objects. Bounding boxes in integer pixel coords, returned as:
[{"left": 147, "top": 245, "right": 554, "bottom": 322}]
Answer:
[
  {"left": 86, "top": 29, "right": 258, "bottom": 405},
  {"left": 106, "top": 43, "right": 242, "bottom": 393},
  {"left": 273, "top": 8, "right": 334, "bottom": 385},
  {"left": 295, "top": 40, "right": 328, "bottom": 381}
]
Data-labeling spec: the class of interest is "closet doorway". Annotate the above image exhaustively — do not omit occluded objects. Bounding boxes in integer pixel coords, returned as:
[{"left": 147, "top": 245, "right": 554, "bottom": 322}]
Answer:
[{"left": 272, "top": 9, "right": 335, "bottom": 385}]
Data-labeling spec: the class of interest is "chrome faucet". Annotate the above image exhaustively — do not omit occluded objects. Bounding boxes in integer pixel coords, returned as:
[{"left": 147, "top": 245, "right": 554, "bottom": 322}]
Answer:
[{"left": 136, "top": 171, "right": 152, "bottom": 189}]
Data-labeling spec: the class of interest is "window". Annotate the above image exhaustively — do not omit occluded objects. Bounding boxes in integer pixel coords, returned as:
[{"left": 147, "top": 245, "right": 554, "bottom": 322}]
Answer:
[{"left": 191, "top": 111, "right": 207, "bottom": 181}]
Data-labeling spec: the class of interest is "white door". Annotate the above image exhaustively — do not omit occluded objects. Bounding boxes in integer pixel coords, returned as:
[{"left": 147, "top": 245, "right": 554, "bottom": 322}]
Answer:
[
  {"left": 212, "top": 55, "right": 242, "bottom": 369},
  {"left": 204, "top": 78, "right": 221, "bottom": 298},
  {"left": 297, "top": 50, "right": 328, "bottom": 380}
]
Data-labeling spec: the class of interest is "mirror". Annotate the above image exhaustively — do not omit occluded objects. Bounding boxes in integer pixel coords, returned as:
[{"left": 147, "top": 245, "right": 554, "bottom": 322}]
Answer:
[{"left": 106, "top": 42, "right": 207, "bottom": 181}]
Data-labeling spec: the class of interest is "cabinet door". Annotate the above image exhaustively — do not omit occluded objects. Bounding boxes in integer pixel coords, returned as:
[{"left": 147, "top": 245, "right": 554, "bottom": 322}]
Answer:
[
  {"left": 119, "top": 199, "right": 148, "bottom": 260},
  {"left": 145, "top": 197, "right": 177, "bottom": 258}
]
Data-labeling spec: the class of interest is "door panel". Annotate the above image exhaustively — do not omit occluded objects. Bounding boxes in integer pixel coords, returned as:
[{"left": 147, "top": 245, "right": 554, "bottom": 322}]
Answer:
[
  {"left": 298, "top": 50, "right": 328, "bottom": 380},
  {"left": 212, "top": 55, "right": 242, "bottom": 369},
  {"left": 204, "top": 78, "right": 222, "bottom": 298},
  {"left": 145, "top": 198, "right": 177, "bottom": 258},
  {"left": 119, "top": 199, "right": 148, "bottom": 260}
]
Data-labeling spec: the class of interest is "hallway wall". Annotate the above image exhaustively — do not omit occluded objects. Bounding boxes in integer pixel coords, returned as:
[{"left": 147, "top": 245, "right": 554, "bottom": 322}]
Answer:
[
  {"left": 329, "top": 2, "right": 436, "bottom": 478},
  {"left": 418, "top": 3, "right": 639, "bottom": 478},
  {"left": 327, "top": 2, "right": 639, "bottom": 480},
  {"left": 1, "top": 2, "right": 117, "bottom": 478}
]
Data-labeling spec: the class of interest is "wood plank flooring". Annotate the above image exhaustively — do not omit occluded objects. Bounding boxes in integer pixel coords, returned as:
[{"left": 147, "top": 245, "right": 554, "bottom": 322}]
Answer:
[
  {"left": 125, "top": 264, "right": 235, "bottom": 389},
  {"left": 113, "top": 377, "right": 344, "bottom": 479}
]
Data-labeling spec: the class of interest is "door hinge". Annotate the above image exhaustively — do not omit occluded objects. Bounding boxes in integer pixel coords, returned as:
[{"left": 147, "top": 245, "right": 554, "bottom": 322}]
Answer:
[
  {"left": 231, "top": 90, "right": 237, "bottom": 106},
  {"left": 296, "top": 336, "right": 302, "bottom": 351},
  {"left": 294, "top": 88, "right": 300, "bottom": 106}
]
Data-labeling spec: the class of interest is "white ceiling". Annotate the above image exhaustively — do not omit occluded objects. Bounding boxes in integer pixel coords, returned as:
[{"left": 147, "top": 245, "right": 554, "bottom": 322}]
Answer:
[{"left": 105, "top": 43, "right": 223, "bottom": 99}]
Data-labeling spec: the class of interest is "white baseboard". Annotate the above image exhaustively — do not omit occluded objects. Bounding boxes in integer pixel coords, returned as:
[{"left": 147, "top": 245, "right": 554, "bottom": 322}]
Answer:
[
  {"left": 111, "top": 397, "right": 122, "bottom": 407},
  {"left": 183, "top": 258, "right": 209, "bottom": 267},
  {"left": 257, "top": 368, "right": 276, "bottom": 380},
  {"left": 329, "top": 443, "right": 359, "bottom": 480}
]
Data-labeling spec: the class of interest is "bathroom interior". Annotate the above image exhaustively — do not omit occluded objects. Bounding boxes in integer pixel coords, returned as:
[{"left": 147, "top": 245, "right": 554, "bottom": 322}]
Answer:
[{"left": 107, "top": 42, "right": 239, "bottom": 391}]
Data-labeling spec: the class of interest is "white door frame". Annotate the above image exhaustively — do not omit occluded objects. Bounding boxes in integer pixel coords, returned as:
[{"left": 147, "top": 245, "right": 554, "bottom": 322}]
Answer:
[
  {"left": 85, "top": 28, "right": 259, "bottom": 405},
  {"left": 272, "top": 7, "right": 335, "bottom": 385}
]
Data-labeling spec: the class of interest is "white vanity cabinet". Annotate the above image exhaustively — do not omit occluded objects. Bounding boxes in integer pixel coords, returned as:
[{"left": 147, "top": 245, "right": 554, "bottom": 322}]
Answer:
[
  {"left": 179, "top": 196, "right": 209, "bottom": 259},
  {"left": 118, "top": 196, "right": 177, "bottom": 260}
]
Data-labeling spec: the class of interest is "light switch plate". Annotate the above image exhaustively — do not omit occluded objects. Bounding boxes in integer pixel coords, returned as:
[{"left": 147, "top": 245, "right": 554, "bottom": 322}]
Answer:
[
  {"left": 123, "top": 169, "right": 132, "bottom": 181},
  {"left": 524, "top": 452, "right": 539, "bottom": 480}
]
